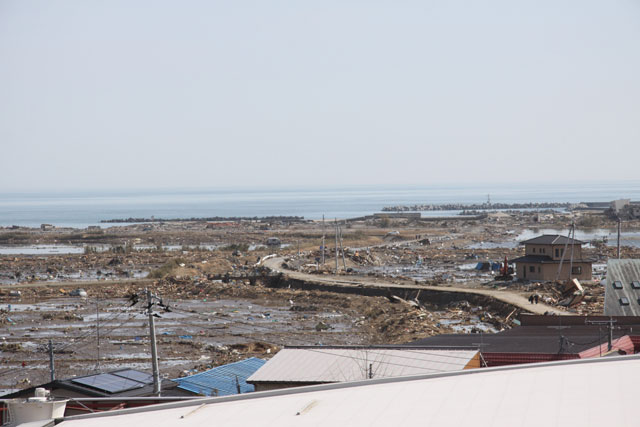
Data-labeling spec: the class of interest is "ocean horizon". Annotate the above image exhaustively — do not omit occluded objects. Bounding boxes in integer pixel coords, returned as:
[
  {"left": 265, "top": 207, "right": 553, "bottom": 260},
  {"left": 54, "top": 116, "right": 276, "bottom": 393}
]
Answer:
[{"left": 1, "top": 181, "right": 639, "bottom": 228}]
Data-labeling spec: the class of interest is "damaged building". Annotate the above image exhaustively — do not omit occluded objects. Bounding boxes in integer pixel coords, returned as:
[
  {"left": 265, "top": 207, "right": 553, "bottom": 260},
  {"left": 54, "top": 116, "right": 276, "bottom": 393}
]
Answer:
[{"left": 511, "top": 235, "right": 593, "bottom": 282}]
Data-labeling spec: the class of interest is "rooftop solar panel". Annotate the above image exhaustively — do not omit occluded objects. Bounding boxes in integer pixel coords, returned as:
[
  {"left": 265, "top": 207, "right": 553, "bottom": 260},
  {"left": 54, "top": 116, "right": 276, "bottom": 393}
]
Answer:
[
  {"left": 112, "top": 369, "right": 153, "bottom": 384},
  {"left": 71, "top": 373, "right": 145, "bottom": 394}
]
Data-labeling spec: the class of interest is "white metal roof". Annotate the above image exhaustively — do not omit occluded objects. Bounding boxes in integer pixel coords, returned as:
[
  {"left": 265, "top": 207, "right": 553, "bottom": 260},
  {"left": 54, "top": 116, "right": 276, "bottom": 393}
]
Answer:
[
  {"left": 247, "top": 347, "right": 479, "bottom": 383},
  {"left": 58, "top": 355, "right": 640, "bottom": 427}
]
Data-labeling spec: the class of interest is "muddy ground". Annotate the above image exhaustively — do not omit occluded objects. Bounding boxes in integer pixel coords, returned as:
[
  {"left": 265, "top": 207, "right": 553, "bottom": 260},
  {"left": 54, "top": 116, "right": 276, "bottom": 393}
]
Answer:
[{"left": 1, "top": 209, "right": 639, "bottom": 393}]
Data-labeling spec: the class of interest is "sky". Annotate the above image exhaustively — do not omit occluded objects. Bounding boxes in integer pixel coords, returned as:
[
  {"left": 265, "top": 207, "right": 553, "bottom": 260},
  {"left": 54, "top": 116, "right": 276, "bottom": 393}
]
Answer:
[{"left": 1, "top": 1, "right": 639, "bottom": 192}]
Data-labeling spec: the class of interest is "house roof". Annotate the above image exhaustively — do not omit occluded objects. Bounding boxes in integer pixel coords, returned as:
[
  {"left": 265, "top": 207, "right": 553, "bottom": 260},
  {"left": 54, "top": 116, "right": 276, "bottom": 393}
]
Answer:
[
  {"left": 407, "top": 325, "right": 635, "bottom": 355},
  {"left": 1, "top": 369, "right": 190, "bottom": 399},
  {"left": 173, "top": 358, "right": 265, "bottom": 396},
  {"left": 604, "top": 259, "right": 640, "bottom": 316},
  {"left": 519, "top": 234, "right": 585, "bottom": 245},
  {"left": 57, "top": 356, "right": 640, "bottom": 427},
  {"left": 247, "top": 347, "right": 478, "bottom": 384}
]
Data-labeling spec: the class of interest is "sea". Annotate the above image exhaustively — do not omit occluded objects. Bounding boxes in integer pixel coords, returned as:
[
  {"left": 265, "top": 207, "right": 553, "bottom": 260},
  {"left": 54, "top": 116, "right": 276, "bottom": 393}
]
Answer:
[{"left": 0, "top": 181, "right": 639, "bottom": 229}]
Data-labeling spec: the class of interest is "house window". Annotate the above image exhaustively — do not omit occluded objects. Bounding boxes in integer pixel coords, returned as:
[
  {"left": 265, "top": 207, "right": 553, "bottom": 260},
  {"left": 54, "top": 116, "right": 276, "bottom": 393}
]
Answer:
[
  {"left": 538, "top": 266, "right": 541, "bottom": 273},
  {"left": 572, "top": 266, "right": 582, "bottom": 275},
  {"left": 529, "top": 266, "right": 535, "bottom": 273},
  {"left": 620, "top": 297, "right": 630, "bottom": 306},
  {"left": 631, "top": 281, "right": 640, "bottom": 289},
  {"left": 532, "top": 247, "right": 536, "bottom": 253},
  {"left": 555, "top": 248, "right": 559, "bottom": 257},
  {"left": 613, "top": 281, "right": 623, "bottom": 289},
  {"left": 541, "top": 248, "right": 546, "bottom": 254}
]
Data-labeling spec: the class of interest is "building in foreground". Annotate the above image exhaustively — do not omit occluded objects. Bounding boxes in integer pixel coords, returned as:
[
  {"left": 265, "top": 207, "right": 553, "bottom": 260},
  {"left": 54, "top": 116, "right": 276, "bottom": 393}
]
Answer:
[
  {"left": 173, "top": 358, "right": 265, "bottom": 396},
  {"left": 1, "top": 369, "right": 192, "bottom": 400},
  {"left": 53, "top": 355, "right": 640, "bottom": 427},
  {"left": 409, "top": 314, "right": 640, "bottom": 366},
  {"left": 511, "top": 234, "right": 592, "bottom": 281},
  {"left": 247, "top": 347, "right": 480, "bottom": 391}
]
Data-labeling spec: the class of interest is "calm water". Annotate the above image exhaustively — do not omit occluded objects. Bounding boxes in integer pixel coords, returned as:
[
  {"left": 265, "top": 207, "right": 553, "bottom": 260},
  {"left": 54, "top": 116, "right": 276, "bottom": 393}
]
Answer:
[{"left": 0, "top": 181, "right": 638, "bottom": 228}]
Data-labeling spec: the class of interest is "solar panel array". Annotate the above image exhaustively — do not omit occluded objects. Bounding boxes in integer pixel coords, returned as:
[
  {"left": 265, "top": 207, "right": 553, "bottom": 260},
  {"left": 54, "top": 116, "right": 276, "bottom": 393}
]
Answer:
[{"left": 71, "top": 370, "right": 152, "bottom": 394}]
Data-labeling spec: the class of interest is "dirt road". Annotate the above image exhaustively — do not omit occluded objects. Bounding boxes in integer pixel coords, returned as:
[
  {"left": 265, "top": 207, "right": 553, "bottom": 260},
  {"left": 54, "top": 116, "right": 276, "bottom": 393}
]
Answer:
[{"left": 263, "top": 257, "right": 567, "bottom": 316}]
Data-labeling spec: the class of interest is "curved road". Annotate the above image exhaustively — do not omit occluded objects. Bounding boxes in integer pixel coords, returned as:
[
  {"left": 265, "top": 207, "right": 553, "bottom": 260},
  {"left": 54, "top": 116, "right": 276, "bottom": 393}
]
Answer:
[{"left": 263, "top": 257, "right": 567, "bottom": 316}]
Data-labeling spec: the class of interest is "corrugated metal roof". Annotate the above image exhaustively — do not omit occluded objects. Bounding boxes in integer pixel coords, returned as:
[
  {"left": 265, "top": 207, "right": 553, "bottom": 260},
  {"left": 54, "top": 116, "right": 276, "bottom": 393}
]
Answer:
[
  {"left": 59, "top": 356, "right": 640, "bottom": 427},
  {"left": 604, "top": 259, "right": 640, "bottom": 316},
  {"left": 173, "top": 358, "right": 265, "bottom": 396},
  {"left": 247, "top": 347, "right": 478, "bottom": 383}
]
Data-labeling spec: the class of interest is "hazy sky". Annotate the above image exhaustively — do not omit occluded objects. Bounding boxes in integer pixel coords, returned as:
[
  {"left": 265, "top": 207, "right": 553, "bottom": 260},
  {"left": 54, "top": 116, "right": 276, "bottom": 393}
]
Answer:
[{"left": 1, "top": 1, "right": 639, "bottom": 192}]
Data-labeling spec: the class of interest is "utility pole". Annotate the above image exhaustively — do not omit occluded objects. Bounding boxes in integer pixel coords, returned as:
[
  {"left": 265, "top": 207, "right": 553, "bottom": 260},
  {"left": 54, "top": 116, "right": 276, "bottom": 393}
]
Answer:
[
  {"left": 321, "top": 215, "right": 325, "bottom": 265},
  {"left": 617, "top": 218, "right": 621, "bottom": 259},
  {"left": 96, "top": 297, "right": 100, "bottom": 370},
  {"left": 146, "top": 289, "right": 161, "bottom": 396},
  {"left": 339, "top": 222, "right": 347, "bottom": 270},
  {"left": 586, "top": 317, "right": 616, "bottom": 352},
  {"left": 335, "top": 218, "right": 338, "bottom": 273},
  {"left": 48, "top": 340, "right": 55, "bottom": 382}
]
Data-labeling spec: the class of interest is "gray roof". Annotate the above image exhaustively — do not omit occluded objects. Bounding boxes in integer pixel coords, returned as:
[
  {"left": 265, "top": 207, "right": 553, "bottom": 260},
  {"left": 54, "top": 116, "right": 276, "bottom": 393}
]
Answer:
[
  {"left": 247, "top": 346, "right": 478, "bottom": 384},
  {"left": 520, "top": 234, "right": 585, "bottom": 245},
  {"left": 604, "top": 259, "right": 640, "bottom": 316}
]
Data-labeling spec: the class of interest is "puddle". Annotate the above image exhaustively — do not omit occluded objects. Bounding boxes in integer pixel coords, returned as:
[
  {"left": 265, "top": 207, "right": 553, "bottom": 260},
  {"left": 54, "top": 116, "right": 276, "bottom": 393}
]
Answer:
[
  {"left": 0, "top": 245, "right": 85, "bottom": 255},
  {"left": 438, "top": 316, "right": 498, "bottom": 333},
  {"left": 467, "top": 241, "right": 519, "bottom": 249}
]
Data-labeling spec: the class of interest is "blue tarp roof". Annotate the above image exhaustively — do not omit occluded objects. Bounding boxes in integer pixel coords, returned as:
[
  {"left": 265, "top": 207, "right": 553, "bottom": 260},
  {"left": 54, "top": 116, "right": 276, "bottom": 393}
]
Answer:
[{"left": 172, "top": 357, "right": 265, "bottom": 397}]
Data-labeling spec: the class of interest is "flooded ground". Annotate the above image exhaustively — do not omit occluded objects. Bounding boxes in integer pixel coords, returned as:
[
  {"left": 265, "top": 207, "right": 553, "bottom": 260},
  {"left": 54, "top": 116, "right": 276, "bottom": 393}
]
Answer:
[
  {"left": 0, "top": 243, "right": 291, "bottom": 255},
  {"left": 0, "top": 276, "right": 508, "bottom": 391},
  {"left": 0, "top": 295, "right": 367, "bottom": 388},
  {"left": 464, "top": 228, "right": 640, "bottom": 249},
  {"left": 351, "top": 264, "right": 496, "bottom": 283},
  {"left": 2, "top": 209, "right": 638, "bottom": 394}
]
